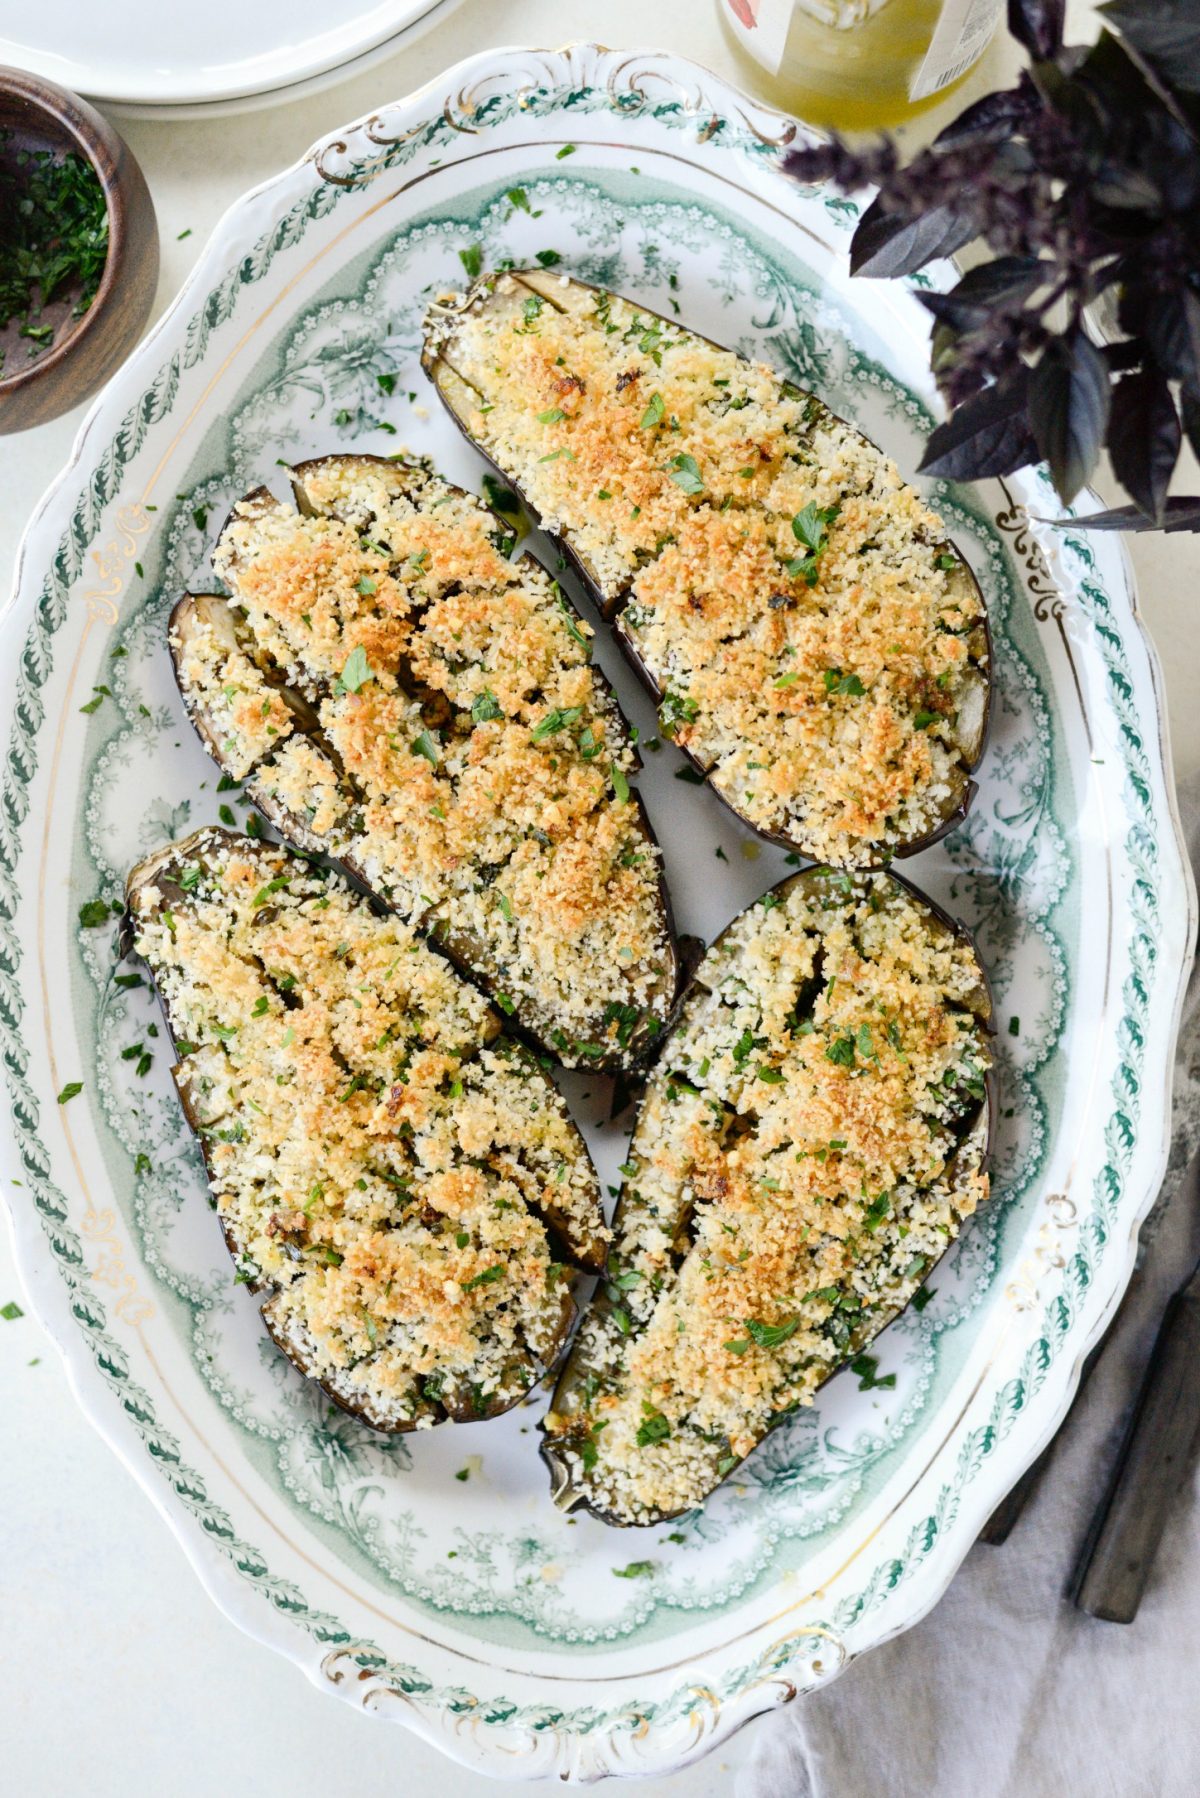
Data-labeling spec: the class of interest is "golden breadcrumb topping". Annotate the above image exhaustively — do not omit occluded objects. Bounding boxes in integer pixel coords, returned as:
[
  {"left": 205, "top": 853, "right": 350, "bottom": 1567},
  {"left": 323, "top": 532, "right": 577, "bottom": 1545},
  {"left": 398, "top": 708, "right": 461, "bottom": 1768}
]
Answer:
[
  {"left": 542, "top": 867, "right": 991, "bottom": 1523},
  {"left": 171, "top": 456, "right": 676, "bottom": 1067},
  {"left": 130, "top": 831, "right": 607, "bottom": 1430},
  {"left": 427, "top": 272, "right": 989, "bottom": 865}
]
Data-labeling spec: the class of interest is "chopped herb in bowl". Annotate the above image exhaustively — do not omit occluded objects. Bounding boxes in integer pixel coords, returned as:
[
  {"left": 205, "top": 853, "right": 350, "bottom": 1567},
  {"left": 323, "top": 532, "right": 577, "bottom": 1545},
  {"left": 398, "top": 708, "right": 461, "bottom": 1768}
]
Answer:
[{"left": 0, "top": 127, "right": 109, "bottom": 376}]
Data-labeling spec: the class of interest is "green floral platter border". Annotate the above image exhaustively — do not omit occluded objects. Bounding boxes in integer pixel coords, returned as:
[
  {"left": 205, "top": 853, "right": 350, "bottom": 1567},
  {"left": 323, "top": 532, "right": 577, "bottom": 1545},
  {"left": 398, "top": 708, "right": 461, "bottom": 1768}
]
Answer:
[{"left": 0, "top": 44, "right": 1194, "bottom": 1782}]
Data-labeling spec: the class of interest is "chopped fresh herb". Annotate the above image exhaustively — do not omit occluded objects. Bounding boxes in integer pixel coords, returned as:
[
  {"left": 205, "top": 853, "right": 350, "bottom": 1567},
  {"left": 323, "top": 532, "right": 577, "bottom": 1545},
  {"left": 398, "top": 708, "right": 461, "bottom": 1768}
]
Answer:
[
  {"left": 674, "top": 765, "right": 705, "bottom": 783},
  {"left": 610, "top": 763, "right": 631, "bottom": 803},
  {"left": 462, "top": 1264, "right": 504, "bottom": 1292},
  {"left": 823, "top": 668, "right": 866, "bottom": 697},
  {"left": 746, "top": 1316, "right": 800, "bottom": 1349},
  {"left": 0, "top": 132, "right": 109, "bottom": 362},
  {"left": 471, "top": 688, "right": 502, "bottom": 724},
  {"left": 825, "top": 1033, "right": 857, "bottom": 1068},
  {"left": 635, "top": 1407, "right": 670, "bottom": 1448},
  {"left": 506, "top": 187, "right": 532, "bottom": 212},
  {"left": 639, "top": 391, "right": 665, "bottom": 429},
  {"left": 78, "top": 899, "right": 111, "bottom": 928},
  {"left": 531, "top": 705, "right": 583, "bottom": 742},
  {"left": 338, "top": 645, "right": 373, "bottom": 694},
  {"left": 612, "top": 1561, "right": 656, "bottom": 1579},
  {"left": 665, "top": 452, "right": 703, "bottom": 494},
  {"left": 377, "top": 371, "right": 396, "bottom": 396},
  {"left": 535, "top": 248, "right": 562, "bottom": 267},
  {"left": 913, "top": 709, "right": 941, "bottom": 730},
  {"left": 538, "top": 406, "right": 567, "bottom": 423},
  {"left": 459, "top": 243, "right": 483, "bottom": 279},
  {"left": 411, "top": 730, "right": 440, "bottom": 767},
  {"left": 756, "top": 1064, "right": 784, "bottom": 1084},
  {"left": 57, "top": 1081, "right": 83, "bottom": 1104},
  {"left": 1, "top": 1299, "right": 24, "bottom": 1320},
  {"left": 912, "top": 1285, "right": 933, "bottom": 1312},
  {"left": 850, "top": 1351, "right": 897, "bottom": 1391},
  {"left": 1008, "top": 1015, "right": 1020, "bottom": 1037},
  {"left": 555, "top": 144, "right": 576, "bottom": 159}
]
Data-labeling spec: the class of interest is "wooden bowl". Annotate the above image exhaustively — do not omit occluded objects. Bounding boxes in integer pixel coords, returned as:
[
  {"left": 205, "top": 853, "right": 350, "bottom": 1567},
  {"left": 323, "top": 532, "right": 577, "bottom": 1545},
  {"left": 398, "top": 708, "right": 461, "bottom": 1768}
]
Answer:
[{"left": 0, "top": 67, "right": 159, "bottom": 433}]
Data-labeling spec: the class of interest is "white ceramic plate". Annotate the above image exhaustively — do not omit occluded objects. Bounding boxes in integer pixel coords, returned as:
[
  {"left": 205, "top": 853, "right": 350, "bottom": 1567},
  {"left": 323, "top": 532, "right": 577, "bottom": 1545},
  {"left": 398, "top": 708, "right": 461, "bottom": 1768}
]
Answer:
[
  {"left": 0, "top": 0, "right": 455, "bottom": 109},
  {"left": 1, "top": 44, "right": 1194, "bottom": 1782}
]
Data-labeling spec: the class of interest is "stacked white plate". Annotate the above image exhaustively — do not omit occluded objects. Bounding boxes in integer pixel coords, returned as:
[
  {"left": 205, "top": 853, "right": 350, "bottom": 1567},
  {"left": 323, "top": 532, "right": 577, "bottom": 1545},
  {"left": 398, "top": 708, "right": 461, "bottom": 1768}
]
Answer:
[{"left": 0, "top": 0, "right": 462, "bottom": 116}]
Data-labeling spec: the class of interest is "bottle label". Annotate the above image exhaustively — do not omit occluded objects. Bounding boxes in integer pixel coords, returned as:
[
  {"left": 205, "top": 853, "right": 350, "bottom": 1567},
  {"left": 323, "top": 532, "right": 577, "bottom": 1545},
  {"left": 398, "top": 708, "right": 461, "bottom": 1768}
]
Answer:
[
  {"left": 908, "top": 0, "right": 1003, "bottom": 100},
  {"left": 721, "top": 0, "right": 890, "bottom": 75}
]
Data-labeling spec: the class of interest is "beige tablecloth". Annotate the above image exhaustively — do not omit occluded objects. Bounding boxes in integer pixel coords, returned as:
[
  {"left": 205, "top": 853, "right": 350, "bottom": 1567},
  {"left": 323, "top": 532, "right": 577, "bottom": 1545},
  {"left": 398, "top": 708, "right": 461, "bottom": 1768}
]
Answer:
[{"left": 743, "top": 775, "right": 1200, "bottom": 1798}]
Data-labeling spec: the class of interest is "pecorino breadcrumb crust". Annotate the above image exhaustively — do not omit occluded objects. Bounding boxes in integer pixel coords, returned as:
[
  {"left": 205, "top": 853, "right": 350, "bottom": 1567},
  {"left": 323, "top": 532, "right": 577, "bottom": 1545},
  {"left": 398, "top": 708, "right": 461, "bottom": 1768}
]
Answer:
[
  {"left": 128, "top": 829, "right": 608, "bottom": 1432},
  {"left": 170, "top": 455, "right": 678, "bottom": 1070},
  {"left": 424, "top": 270, "right": 990, "bottom": 868},
  {"left": 542, "top": 865, "right": 992, "bottom": 1526}
]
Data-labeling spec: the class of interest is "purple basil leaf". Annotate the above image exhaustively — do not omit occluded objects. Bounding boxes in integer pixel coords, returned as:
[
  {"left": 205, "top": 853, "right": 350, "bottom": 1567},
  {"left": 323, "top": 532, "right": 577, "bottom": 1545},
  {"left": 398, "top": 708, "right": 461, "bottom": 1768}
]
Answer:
[
  {"left": 919, "top": 255, "right": 1045, "bottom": 329},
  {"left": 849, "top": 194, "right": 976, "bottom": 279},
  {"left": 1181, "top": 386, "right": 1200, "bottom": 462},
  {"left": 1058, "top": 496, "right": 1200, "bottom": 532},
  {"left": 1007, "top": 0, "right": 1066, "bottom": 59},
  {"left": 1100, "top": 0, "right": 1200, "bottom": 96},
  {"left": 918, "top": 372, "right": 1039, "bottom": 481},
  {"left": 932, "top": 84, "right": 1034, "bottom": 149},
  {"left": 1028, "top": 331, "right": 1111, "bottom": 504},
  {"left": 1141, "top": 288, "right": 1200, "bottom": 388},
  {"left": 1106, "top": 368, "right": 1182, "bottom": 521}
]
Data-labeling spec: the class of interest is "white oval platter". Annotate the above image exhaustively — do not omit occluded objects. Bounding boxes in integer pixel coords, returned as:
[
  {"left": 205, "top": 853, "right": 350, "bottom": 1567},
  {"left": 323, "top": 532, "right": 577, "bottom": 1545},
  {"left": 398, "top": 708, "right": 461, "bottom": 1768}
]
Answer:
[{"left": 0, "top": 43, "right": 1194, "bottom": 1783}]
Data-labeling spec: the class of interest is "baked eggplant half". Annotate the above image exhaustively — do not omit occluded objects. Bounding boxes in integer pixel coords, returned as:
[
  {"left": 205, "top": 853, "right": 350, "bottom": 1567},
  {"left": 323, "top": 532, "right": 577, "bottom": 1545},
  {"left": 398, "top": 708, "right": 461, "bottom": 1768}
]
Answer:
[
  {"left": 423, "top": 271, "right": 991, "bottom": 869},
  {"left": 126, "top": 827, "right": 610, "bottom": 1430},
  {"left": 169, "top": 453, "right": 681, "bottom": 1070},
  {"left": 541, "top": 865, "right": 993, "bottom": 1526}
]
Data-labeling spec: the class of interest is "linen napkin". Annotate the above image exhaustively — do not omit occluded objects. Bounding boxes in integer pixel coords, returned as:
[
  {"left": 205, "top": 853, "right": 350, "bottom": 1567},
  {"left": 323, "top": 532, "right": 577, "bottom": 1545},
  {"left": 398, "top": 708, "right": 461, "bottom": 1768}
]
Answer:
[{"left": 741, "top": 772, "right": 1200, "bottom": 1798}]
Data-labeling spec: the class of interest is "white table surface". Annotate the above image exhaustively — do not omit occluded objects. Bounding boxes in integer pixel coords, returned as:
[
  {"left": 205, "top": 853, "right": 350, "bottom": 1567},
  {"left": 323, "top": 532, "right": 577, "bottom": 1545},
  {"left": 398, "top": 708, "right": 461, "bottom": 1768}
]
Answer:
[{"left": 2, "top": 2, "right": 1197, "bottom": 1793}]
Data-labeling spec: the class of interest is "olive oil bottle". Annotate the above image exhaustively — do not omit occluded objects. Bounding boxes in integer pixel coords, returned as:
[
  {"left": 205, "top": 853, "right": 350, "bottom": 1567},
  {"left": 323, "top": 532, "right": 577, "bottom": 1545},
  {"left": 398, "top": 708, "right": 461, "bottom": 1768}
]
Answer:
[{"left": 718, "top": 0, "right": 1003, "bottom": 130}]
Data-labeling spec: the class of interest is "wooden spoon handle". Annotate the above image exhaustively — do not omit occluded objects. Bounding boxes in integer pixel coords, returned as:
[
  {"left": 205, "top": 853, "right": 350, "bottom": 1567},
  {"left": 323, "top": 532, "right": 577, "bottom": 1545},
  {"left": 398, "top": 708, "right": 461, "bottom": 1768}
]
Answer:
[{"left": 1074, "top": 1284, "right": 1200, "bottom": 1622}]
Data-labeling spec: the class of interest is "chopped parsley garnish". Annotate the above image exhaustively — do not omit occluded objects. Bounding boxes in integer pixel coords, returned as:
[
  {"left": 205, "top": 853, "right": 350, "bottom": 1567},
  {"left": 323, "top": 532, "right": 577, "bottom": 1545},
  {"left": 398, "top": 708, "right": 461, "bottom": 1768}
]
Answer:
[
  {"left": 823, "top": 668, "right": 866, "bottom": 697},
  {"left": 57, "top": 1081, "right": 83, "bottom": 1104},
  {"left": 411, "top": 730, "right": 440, "bottom": 767},
  {"left": 787, "top": 502, "right": 840, "bottom": 585},
  {"left": 665, "top": 452, "right": 703, "bottom": 494},
  {"left": 337, "top": 645, "right": 373, "bottom": 693},
  {"left": 639, "top": 390, "right": 665, "bottom": 429},
  {"left": 612, "top": 1561, "right": 656, "bottom": 1579},
  {"left": 531, "top": 705, "right": 583, "bottom": 742},
  {"left": 610, "top": 763, "right": 631, "bottom": 803},
  {"left": 825, "top": 1033, "right": 857, "bottom": 1068},
  {"left": 635, "top": 1406, "right": 671, "bottom": 1448},
  {"left": 850, "top": 1352, "right": 896, "bottom": 1391},
  {"left": 462, "top": 1264, "right": 504, "bottom": 1291},
  {"left": 913, "top": 709, "right": 942, "bottom": 730},
  {"left": 459, "top": 243, "right": 483, "bottom": 278},
  {"left": 471, "top": 688, "right": 503, "bottom": 724},
  {"left": 0, "top": 130, "right": 109, "bottom": 369},
  {"left": 538, "top": 406, "right": 566, "bottom": 424},
  {"left": 78, "top": 899, "right": 110, "bottom": 928}
]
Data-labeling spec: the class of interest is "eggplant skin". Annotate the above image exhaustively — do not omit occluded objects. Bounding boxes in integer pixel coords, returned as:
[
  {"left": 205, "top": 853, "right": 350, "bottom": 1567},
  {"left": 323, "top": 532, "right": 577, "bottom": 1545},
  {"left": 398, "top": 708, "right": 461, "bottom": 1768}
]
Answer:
[
  {"left": 168, "top": 452, "right": 682, "bottom": 1073},
  {"left": 125, "top": 826, "right": 608, "bottom": 1433},
  {"left": 422, "top": 270, "right": 992, "bottom": 871},
  {"left": 538, "top": 863, "right": 994, "bottom": 1527}
]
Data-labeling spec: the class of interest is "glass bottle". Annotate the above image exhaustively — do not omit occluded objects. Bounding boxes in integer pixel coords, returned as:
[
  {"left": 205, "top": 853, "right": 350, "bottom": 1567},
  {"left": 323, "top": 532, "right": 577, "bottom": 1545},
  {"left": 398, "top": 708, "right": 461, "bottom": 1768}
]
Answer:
[{"left": 717, "top": 0, "right": 1004, "bottom": 131}]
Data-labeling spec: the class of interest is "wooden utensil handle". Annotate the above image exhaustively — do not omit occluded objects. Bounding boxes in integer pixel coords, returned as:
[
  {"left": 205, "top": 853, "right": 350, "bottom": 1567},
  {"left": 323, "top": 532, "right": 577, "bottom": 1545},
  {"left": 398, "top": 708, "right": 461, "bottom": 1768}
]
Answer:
[{"left": 1074, "top": 1288, "right": 1200, "bottom": 1623}]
